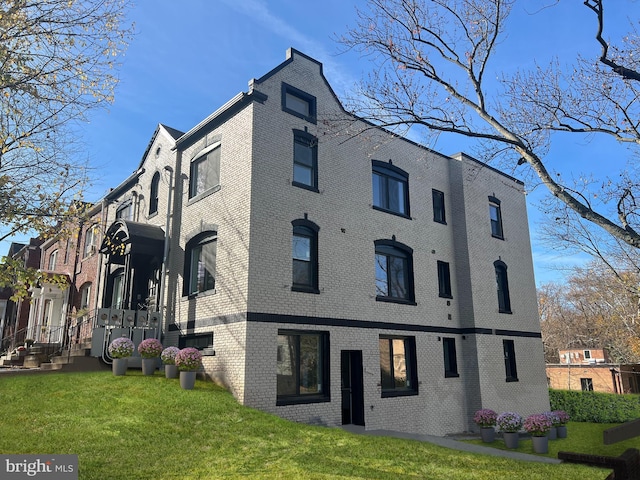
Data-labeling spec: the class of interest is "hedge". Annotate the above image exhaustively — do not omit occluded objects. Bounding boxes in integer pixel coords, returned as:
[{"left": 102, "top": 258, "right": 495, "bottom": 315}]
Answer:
[{"left": 550, "top": 389, "right": 640, "bottom": 423}]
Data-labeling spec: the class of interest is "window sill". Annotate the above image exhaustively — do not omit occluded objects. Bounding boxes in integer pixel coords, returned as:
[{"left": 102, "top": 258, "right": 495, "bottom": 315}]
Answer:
[
  {"left": 445, "top": 372, "right": 460, "bottom": 378},
  {"left": 282, "top": 107, "right": 317, "bottom": 124},
  {"left": 291, "top": 285, "right": 320, "bottom": 294},
  {"left": 491, "top": 234, "right": 505, "bottom": 240},
  {"left": 187, "top": 184, "right": 221, "bottom": 205},
  {"left": 381, "top": 389, "right": 418, "bottom": 398},
  {"left": 292, "top": 181, "right": 319, "bottom": 193},
  {"left": 276, "top": 395, "right": 330, "bottom": 406},
  {"left": 499, "top": 309, "right": 513, "bottom": 314},
  {"left": 183, "top": 289, "right": 217, "bottom": 300},
  {"left": 372, "top": 205, "right": 411, "bottom": 220},
  {"left": 375, "top": 295, "right": 417, "bottom": 306},
  {"left": 148, "top": 211, "right": 158, "bottom": 219},
  {"left": 433, "top": 219, "right": 447, "bottom": 225},
  {"left": 439, "top": 294, "right": 453, "bottom": 300},
  {"left": 506, "top": 377, "right": 519, "bottom": 383}
]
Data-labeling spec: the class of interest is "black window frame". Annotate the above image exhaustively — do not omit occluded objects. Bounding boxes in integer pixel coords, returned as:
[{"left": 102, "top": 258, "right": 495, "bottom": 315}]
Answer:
[
  {"left": 115, "top": 200, "right": 133, "bottom": 220},
  {"left": 374, "top": 239, "right": 416, "bottom": 305},
  {"left": 149, "top": 171, "right": 160, "bottom": 216},
  {"left": 443, "top": 337, "right": 459, "bottom": 378},
  {"left": 282, "top": 83, "right": 317, "bottom": 124},
  {"left": 292, "top": 129, "right": 318, "bottom": 192},
  {"left": 489, "top": 196, "right": 504, "bottom": 239},
  {"left": 437, "top": 260, "right": 453, "bottom": 299},
  {"left": 179, "top": 333, "right": 213, "bottom": 350},
  {"left": 276, "top": 329, "right": 330, "bottom": 405},
  {"left": 379, "top": 335, "right": 419, "bottom": 397},
  {"left": 580, "top": 378, "right": 594, "bottom": 391},
  {"left": 189, "top": 144, "right": 221, "bottom": 200},
  {"left": 432, "top": 189, "right": 446, "bottom": 224},
  {"left": 371, "top": 160, "right": 411, "bottom": 219},
  {"left": 183, "top": 231, "right": 217, "bottom": 297},
  {"left": 494, "top": 260, "right": 512, "bottom": 314},
  {"left": 503, "top": 339, "right": 519, "bottom": 382},
  {"left": 291, "top": 219, "right": 320, "bottom": 294}
]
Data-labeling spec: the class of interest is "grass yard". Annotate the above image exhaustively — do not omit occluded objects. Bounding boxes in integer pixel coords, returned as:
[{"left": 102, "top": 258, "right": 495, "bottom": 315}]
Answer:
[{"left": 0, "top": 371, "right": 613, "bottom": 479}]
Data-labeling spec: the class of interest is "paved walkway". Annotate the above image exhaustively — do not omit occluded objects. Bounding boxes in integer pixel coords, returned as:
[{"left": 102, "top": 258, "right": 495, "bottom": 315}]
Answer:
[{"left": 340, "top": 425, "right": 562, "bottom": 464}]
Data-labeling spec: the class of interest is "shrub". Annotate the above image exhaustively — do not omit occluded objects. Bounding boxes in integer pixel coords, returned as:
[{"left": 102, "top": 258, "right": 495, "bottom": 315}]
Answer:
[
  {"left": 496, "top": 412, "right": 522, "bottom": 433},
  {"left": 137, "top": 338, "right": 163, "bottom": 358},
  {"left": 108, "top": 337, "right": 134, "bottom": 359},
  {"left": 175, "top": 347, "right": 202, "bottom": 371},
  {"left": 550, "top": 389, "right": 640, "bottom": 423},
  {"left": 161, "top": 346, "right": 180, "bottom": 365}
]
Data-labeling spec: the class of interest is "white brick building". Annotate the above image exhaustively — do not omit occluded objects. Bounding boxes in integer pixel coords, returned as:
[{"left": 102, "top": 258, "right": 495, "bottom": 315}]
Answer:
[{"left": 92, "top": 48, "right": 549, "bottom": 436}]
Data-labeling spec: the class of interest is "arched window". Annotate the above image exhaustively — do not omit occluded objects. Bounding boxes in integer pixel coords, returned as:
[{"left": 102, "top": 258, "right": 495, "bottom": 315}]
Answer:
[
  {"left": 48, "top": 250, "right": 58, "bottom": 270},
  {"left": 184, "top": 231, "right": 217, "bottom": 296},
  {"left": 291, "top": 219, "right": 319, "bottom": 293},
  {"left": 489, "top": 196, "right": 504, "bottom": 239},
  {"left": 374, "top": 239, "right": 415, "bottom": 304},
  {"left": 83, "top": 224, "right": 98, "bottom": 258},
  {"left": 149, "top": 171, "right": 160, "bottom": 215},
  {"left": 494, "top": 260, "right": 512, "bottom": 313}
]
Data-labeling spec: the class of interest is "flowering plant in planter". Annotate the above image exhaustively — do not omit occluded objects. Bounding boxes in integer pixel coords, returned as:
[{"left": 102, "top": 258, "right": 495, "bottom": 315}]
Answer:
[
  {"left": 496, "top": 412, "right": 523, "bottom": 433},
  {"left": 174, "top": 347, "right": 202, "bottom": 371},
  {"left": 473, "top": 409, "right": 498, "bottom": 428},
  {"left": 552, "top": 410, "right": 570, "bottom": 426},
  {"left": 108, "top": 337, "right": 135, "bottom": 359},
  {"left": 137, "top": 338, "right": 163, "bottom": 358},
  {"left": 161, "top": 346, "right": 180, "bottom": 365},
  {"left": 523, "top": 414, "right": 553, "bottom": 437},
  {"left": 543, "top": 411, "right": 560, "bottom": 427}
]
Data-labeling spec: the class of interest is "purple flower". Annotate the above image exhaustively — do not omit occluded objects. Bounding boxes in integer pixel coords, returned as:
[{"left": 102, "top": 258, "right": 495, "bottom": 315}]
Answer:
[
  {"left": 137, "top": 338, "right": 163, "bottom": 358},
  {"left": 161, "top": 346, "right": 180, "bottom": 365},
  {"left": 473, "top": 409, "right": 497, "bottom": 428},
  {"left": 524, "top": 414, "right": 553, "bottom": 437},
  {"left": 174, "top": 347, "right": 202, "bottom": 371},
  {"left": 496, "top": 412, "right": 523, "bottom": 433},
  {"left": 108, "top": 337, "right": 134, "bottom": 359},
  {"left": 553, "top": 410, "right": 570, "bottom": 426}
]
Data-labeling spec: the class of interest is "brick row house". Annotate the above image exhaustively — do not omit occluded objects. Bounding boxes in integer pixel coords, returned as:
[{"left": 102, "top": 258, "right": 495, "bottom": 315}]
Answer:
[{"left": 3, "top": 49, "right": 550, "bottom": 436}]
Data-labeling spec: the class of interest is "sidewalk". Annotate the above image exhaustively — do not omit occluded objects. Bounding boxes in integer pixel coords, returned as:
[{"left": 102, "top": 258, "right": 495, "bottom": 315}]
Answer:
[{"left": 340, "top": 425, "right": 562, "bottom": 464}]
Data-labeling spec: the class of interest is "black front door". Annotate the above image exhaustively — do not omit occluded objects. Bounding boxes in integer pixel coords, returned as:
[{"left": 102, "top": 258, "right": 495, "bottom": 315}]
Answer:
[{"left": 341, "top": 350, "right": 365, "bottom": 426}]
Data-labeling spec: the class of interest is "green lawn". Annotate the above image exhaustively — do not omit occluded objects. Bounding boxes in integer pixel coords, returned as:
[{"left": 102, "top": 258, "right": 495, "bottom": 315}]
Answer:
[{"left": 0, "top": 371, "right": 613, "bottom": 479}]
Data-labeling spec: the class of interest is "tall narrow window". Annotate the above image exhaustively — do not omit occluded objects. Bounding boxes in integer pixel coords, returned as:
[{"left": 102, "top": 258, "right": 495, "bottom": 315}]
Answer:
[
  {"left": 379, "top": 335, "right": 418, "bottom": 397},
  {"left": 437, "top": 261, "right": 452, "bottom": 298},
  {"left": 374, "top": 239, "right": 415, "bottom": 304},
  {"left": 372, "top": 160, "right": 410, "bottom": 217},
  {"left": 503, "top": 339, "right": 518, "bottom": 382},
  {"left": 489, "top": 196, "right": 504, "bottom": 239},
  {"left": 83, "top": 224, "right": 98, "bottom": 258},
  {"left": 149, "top": 171, "right": 160, "bottom": 215},
  {"left": 432, "top": 189, "right": 446, "bottom": 224},
  {"left": 291, "top": 219, "right": 319, "bottom": 293},
  {"left": 189, "top": 144, "right": 221, "bottom": 199},
  {"left": 277, "top": 330, "right": 329, "bottom": 404},
  {"left": 184, "top": 232, "right": 217, "bottom": 296},
  {"left": 443, "top": 338, "right": 459, "bottom": 378},
  {"left": 292, "top": 130, "right": 318, "bottom": 191},
  {"left": 494, "top": 260, "right": 512, "bottom": 313},
  {"left": 48, "top": 250, "right": 58, "bottom": 270},
  {"left": 111, "top": 273, "right": 124, "bottom": 309}
]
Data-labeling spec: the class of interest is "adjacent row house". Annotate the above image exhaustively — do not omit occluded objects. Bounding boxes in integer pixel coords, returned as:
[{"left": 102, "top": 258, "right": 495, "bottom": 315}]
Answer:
[{"left": 2, "top": 49, "right": 549, "bottom": 436}]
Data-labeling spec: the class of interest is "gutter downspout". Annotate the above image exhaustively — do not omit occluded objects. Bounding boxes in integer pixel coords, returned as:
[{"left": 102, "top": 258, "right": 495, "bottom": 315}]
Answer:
[{"left": 158, "top": 166, "right": 174, "bottom": 336}]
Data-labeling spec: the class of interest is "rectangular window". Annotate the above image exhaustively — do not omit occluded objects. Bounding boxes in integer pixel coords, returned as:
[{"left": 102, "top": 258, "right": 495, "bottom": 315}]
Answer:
[
  {"left": 503, "top": 339, "right": 518, "bottom": 382},
  {"left": 437, "top": 261, "right": 452, "bottom": 298},
  {"left": 188, "top": 240, "right": 216, "bottom": 295},
  {"left": 432, "top": 189, "right": 446, "bottom": 224},
  {"left": 116, "top": 201, "right": 133, "bottom": 220},
  {"left": 489, "top": 197, "right": 504, "bottom": 239},
  {"left": 372, "top": 160, "right": 410, "bottom": 217},
  {"left": 583, "top": 350, "right": 591, "bottom": 359},
  {"left": 282, "top": 83, "right": 317, "bottom": 123},
  {"left": 179, "top": 333, "right": 213, "bottom": 350},
  {"left": 292, "top": 132, "right": 318, "bottom": 191},
  {"left": 189, "top": 145, "right": 221, "bottom": 199},
  {"left": 580, "top": 378, "right": 594, "bottom": 391},
  {"left": 379, "top": 335, "right": 418, "bottom": 397},
  {"left": 277, "top": 330, "right": 329, "bottom": 405},
  {"left": 443, "top": 338, "right": 459, "bottom": 378}
]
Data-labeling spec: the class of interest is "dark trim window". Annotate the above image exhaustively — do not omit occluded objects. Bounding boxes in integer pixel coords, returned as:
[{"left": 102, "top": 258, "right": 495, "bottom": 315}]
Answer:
[
  {"left": 292, "top": 219, "right": 319, "bottom": 294},
  {"left": 372, "top": 160, "right": 410, "bottom": 218},
  {"left": 189, "top": 144, "right": 221, "bottom": 199},
  {"left": 437, "top": 261, "right": 452, "bottom": 299},
  {"left": 292, "top": 130, "right": 318, "bottom": 191},
  {"left": 116, "top": 200, "right": 133, "bottom": 220},
  {"left": 149, "top": 171, "right": 160, "bottom": 215},
  {"left": 184, "top": 231, "right": 217, "bottom": 296},
  {"left": 432, "top": 189, "right": 446, "bottom": 224},
  {"left": 443, "top": 337, "right": 459, "bottom": 378},
  {"left": 282, "top": 83, "right": 317, "bottom": 124},
  {"left": 503, "top": 339, "right": 518, "bottom": 382},
  {"left": 374, "top": 239, "right": 416, "bottom": 305},
  {"left": 277, "top": 330, "right": 329, "bottom": 405},
  {"left": 580, "top": 378, "right": 594, "bottom": 391},
  {"left": 489, "top": 196, "right": 504, "bottom": 239},
  {"left": 179, "top": 333, "right": 213, "bottom": 350},
  {"left": 583, "top": 350, "right": 591, "bottom": 359},
  {"left": 379, "top": 335, "right": 418, "bottom": 397},
  {"left": 494, "top": 260, "right": 512, "bottom": 313}
]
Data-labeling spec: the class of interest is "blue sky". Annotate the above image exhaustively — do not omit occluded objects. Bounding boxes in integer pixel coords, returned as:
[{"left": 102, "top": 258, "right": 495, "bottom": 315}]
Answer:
[{"left": 11, "top": 0, "right": 638, "bottom": 286}]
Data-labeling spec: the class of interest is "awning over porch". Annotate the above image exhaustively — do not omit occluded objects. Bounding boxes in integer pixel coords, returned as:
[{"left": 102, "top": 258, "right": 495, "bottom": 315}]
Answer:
[{"left": 99, "top": 220, "right": 165, "bottom": 259}]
